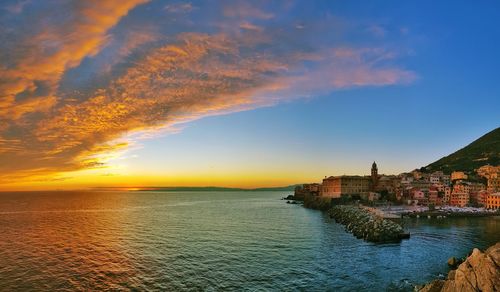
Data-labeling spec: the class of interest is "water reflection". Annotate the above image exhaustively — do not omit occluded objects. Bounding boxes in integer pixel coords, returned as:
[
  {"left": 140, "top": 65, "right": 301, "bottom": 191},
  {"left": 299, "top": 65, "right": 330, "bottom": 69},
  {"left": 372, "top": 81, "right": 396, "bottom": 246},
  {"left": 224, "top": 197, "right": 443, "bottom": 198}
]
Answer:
[{"left": 0, "top": 191, "right": 498, "bottom": 291}]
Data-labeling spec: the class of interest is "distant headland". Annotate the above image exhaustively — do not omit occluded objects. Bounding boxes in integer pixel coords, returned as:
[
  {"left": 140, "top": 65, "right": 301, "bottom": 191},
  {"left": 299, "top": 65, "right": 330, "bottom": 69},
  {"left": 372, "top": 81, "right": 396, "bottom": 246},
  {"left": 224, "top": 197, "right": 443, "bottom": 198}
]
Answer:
[{"left": 94, "top": 186, "right": 299, "bottom": 192}]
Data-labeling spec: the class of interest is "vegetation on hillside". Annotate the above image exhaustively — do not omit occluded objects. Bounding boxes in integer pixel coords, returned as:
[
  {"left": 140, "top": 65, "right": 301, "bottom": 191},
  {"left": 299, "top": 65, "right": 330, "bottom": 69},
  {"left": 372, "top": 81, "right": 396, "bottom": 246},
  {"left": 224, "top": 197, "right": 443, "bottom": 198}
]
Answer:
[{"left": 424, "top": 127, "right": 500, "bottom": 174}]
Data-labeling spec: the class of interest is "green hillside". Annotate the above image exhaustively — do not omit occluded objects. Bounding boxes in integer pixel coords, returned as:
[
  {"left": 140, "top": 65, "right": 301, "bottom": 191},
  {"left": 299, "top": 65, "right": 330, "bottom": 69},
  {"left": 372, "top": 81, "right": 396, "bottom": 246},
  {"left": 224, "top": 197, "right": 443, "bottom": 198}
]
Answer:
[{"left": 424, "top": 127, "right": 500, "bottom": 174}]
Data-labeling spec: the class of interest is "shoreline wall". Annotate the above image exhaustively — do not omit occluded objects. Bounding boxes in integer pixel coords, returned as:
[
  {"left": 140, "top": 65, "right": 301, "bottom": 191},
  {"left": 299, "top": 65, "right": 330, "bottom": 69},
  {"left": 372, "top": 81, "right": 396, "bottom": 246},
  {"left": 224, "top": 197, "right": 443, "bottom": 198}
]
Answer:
[{"left": 303, "top": 194, "right": 332, "bottom": 211}]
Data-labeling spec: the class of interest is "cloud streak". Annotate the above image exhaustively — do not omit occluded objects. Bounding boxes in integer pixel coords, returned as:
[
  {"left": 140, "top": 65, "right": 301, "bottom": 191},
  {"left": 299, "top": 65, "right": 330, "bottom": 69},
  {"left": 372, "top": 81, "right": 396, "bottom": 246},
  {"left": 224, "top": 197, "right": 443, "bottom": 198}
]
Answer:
[
  {"left": 0, "top": 0, "right": 416, "bottom": 185},
  {"left": 0, "top": 0, "right": 149, "bottom": 122}
]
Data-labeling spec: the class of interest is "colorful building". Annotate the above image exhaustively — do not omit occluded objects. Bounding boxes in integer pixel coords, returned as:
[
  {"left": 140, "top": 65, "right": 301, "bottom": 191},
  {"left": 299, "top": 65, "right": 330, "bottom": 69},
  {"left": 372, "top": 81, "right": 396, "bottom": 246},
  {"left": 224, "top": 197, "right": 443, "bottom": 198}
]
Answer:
[
  {"left": 320, "top": 162, "right": 381, "bottom": 198},
  {"left": 485, "top": 193, "right": 500, "bottom": 210},
  {"left": 450, "top": 192, "right": 469, "bottom": 207},
  {"left": 473, "top": 190, "right": 489, "bottom": 206},
  {"left": 476, "top": 165, "right": 500, "bottom": 193},
  {"left": 320, "top": 175, "right": 370, "bottom": 198},
  {"left": 451, "top": 171, "right": 468, "bottom": 181},
  {"left": 487, "top": 177, "right": 500, "bottom": 193}
]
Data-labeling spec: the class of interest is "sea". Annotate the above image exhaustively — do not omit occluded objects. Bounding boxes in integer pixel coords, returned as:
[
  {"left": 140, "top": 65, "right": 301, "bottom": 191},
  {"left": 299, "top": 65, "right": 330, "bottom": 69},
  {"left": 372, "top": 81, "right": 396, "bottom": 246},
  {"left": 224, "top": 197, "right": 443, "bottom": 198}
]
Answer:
[{"left": 0, "top": 191, "right": 498, "bottom": 291}]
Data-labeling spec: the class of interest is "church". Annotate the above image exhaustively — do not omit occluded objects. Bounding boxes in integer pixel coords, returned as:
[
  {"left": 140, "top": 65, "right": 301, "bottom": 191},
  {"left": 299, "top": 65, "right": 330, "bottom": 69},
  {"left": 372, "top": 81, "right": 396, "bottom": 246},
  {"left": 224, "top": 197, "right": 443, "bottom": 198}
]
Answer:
[{"left": 319, "top": 162, "right": 381, "bottom": 198}]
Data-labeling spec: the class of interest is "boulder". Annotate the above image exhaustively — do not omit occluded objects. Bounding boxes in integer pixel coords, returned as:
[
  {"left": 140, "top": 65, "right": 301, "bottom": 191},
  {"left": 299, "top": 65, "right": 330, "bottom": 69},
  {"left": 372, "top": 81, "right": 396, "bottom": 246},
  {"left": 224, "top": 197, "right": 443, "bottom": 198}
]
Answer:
[
  {"left": 446, "top": 270, "right": 455, "bottom": 280},
  {"left": 419, "top": 280, "right": 444, "bottom": 292},
  {"left": 420, "top": 242, "right": 500, "bottom": 292},
  {"left": 446, "top": 257, "right": 461, "bottom": 269}
]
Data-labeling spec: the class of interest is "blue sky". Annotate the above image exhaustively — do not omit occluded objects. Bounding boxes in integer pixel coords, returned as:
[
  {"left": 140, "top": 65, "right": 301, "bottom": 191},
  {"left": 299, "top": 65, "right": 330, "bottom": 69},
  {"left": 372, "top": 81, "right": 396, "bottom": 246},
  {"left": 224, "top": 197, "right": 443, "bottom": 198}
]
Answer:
[
  {"left": 0, "top": 0, "right": 498, "bottom": 189},
  {"left": 129, "top": 0, "right": 500, "bottom": 181}
]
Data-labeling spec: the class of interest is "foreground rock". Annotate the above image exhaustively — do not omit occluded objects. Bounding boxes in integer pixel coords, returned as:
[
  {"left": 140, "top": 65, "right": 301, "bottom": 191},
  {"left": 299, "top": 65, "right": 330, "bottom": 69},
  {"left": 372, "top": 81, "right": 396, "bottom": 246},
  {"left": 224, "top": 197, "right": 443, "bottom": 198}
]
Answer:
[
  {"left": 328, "top": 206, "right": 408, "bottom": 243},
  {"left": 446, "top": 256, "right": 463, "bottom": 269},
  {"left": 419, "top": 242, "right": 500, "bottom": 292},
  {"left": 418, "top": 280, "right": 444, "bottom": 292}
]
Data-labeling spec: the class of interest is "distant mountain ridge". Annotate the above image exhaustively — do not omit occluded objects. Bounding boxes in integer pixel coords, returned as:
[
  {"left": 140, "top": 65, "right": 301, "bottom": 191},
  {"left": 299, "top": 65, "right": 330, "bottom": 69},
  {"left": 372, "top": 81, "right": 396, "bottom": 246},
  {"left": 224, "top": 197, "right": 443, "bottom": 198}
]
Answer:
[
  {"left": 135, "top": 185, "right": 298, "bottom": 192},
  {"left": 424, "top": 127, "right": 500, "bottom": 174}
]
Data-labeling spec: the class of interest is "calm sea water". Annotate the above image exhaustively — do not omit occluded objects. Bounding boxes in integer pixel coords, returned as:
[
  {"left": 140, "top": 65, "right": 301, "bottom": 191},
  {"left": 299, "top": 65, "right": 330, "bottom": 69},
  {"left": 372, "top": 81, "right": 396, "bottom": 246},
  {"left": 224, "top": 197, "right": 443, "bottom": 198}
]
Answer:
[{"left": 0, "top": 191, "right": 498, "bottom": 291}]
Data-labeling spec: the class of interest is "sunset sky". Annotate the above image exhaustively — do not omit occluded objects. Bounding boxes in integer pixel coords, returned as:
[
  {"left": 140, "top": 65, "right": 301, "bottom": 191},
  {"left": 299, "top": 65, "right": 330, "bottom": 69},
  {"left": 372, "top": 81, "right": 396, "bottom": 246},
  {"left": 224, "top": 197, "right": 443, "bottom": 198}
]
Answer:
[{"left": 0, "top": 0, "right": 499, "bottom": 190}]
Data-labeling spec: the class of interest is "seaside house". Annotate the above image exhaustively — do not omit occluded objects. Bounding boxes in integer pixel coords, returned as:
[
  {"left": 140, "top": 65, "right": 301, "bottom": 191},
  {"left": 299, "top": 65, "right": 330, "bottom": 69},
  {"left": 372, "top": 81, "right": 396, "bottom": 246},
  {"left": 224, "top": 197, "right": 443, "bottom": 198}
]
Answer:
[
  {"left": 443, "top": 186, "right": 452, "bottom": 203},
  {"left": 476, "top": 165, "right": 500, "bottom": 193},
  {"left": 319, "top": 162, "right": 382, "bottom": 198},
  {"left": 487, "top": 176, "right": 500, "bottom": 193},
  {"left": 411, "top": 189, "right": 428, "bottom": 205},
  {"left": 472, "top": 190, "right": 488, "bottom": 207},
  {"left": 477, "top": 165, "right": 500, "bottom": 178},
  {"left": 485, "top": 192, "right": 500, "bottom": 210},
  {"left": 428, "top": 188, "right": 444, "bottom": 206},
  {"left": 450, "top": 192, "right": 469, "bottom": 207},
  {"left": 400, "top": 174, "right": 414, "bottom": 185},
  {"left": 429, "top": 171, "right": 443, "bottom": 184},
  {"left": 451, "top": 171, "right": 468, "bottom": 181},
  {"left": 295, "top": 183, "right": 321, "bottom": 199},
  {"left": 320, "top": 175, "right": 370, "bottom": 198},
  {"left": 442, "top": 175, "right": 451, "bottom": 185}
]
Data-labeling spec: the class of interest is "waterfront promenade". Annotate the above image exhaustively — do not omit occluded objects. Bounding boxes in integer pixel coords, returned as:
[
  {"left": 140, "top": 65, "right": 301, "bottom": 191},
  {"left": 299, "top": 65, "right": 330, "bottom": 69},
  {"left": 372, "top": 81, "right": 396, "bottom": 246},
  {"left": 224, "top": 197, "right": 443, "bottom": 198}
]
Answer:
[
  {"left": 362, "top": 206, "right": 401, "bottom": 219},
  {"left": 366, "top": 205, "right": 499, "bottom": 218}
]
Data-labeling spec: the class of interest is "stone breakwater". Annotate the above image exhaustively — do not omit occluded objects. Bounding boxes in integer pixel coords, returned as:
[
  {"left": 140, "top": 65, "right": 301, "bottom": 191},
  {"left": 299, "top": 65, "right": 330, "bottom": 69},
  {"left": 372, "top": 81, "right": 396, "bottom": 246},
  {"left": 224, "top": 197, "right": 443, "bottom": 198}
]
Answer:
[
  {"left": 418, "top": 242, "right": 500, "bottom": 292},
  {"left": 328, "top": 206, "right": 408, "bottom": 242}
]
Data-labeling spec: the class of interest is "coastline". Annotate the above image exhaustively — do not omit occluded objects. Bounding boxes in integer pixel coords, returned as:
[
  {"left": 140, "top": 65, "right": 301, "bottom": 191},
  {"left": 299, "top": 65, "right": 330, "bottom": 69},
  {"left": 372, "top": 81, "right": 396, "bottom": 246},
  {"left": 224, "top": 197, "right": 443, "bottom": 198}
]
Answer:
[
  {"left": 291, "top": 195, "right": 499, "bottom": 290},
  {"left": 290, "top": 197, "right": 500, "bottom": 292},
  {"left": 289, "top": 194, "right": 500, "bottom": 218}
]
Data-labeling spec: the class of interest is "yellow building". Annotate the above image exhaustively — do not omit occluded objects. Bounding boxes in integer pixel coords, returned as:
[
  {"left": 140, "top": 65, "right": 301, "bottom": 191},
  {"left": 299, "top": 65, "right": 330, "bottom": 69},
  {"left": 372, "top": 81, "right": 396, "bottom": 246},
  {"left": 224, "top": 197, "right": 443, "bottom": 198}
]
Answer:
[
  {"left": 319, "top": 162, "right": 390, "bottom": 198},
  {"left": 476, "top": 165, "right": 500, "bottom": 178},
  {"left": 451, "top": 171, "right": 468, "bottom": 181},
  {"left": 321, "top": 175, "right": 371, "bottom": 198},
  {"left": 485, "top": 193, "right": 500, "bottom": 210},
  {"left": 476, "top": 165, "right": 500, "bottom": 193}
]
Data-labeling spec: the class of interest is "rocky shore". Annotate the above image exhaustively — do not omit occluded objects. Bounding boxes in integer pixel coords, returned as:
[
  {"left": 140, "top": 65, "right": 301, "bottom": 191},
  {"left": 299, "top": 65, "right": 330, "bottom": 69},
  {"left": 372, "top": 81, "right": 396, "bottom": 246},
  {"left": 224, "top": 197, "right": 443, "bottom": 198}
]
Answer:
[
  {"left": 418, "top": 242, "right": 500, "bottom": 292},
  {"left": 328, "top": 205, "right": 409, "bottom": 243}
]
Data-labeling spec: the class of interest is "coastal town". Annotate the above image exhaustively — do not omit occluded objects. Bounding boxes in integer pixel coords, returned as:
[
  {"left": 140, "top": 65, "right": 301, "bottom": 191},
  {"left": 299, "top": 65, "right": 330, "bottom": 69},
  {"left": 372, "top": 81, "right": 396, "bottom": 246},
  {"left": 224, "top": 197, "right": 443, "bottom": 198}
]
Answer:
[{"left": 294, "top": 162, "right": 500, "bottom": 210}]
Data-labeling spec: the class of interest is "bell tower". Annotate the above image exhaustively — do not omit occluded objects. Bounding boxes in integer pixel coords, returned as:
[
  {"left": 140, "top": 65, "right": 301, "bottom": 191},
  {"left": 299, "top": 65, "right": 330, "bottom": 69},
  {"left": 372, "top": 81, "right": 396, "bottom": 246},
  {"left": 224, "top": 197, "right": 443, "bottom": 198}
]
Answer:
[{"left": 371, "top": 161, "right": 378, "bottom": 190}]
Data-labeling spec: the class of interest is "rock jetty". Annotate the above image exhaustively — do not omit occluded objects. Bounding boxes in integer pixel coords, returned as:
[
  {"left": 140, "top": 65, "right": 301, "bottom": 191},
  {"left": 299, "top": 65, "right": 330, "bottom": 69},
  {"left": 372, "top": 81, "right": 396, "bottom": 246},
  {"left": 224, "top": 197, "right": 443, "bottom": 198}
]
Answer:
[
  {"left": 418, "top": 242, "right": 500, "bottom": 292},
  {"left": 328, "top": 206, "right": 408, "bottom": 242}
]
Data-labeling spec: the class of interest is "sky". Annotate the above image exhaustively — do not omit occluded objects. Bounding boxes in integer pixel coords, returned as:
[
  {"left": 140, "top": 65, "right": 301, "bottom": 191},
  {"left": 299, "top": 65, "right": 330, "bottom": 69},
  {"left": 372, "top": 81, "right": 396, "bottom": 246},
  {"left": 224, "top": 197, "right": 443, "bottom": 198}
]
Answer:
[{"left": 0, "top": 0, "right": 499, "bottom": 190}]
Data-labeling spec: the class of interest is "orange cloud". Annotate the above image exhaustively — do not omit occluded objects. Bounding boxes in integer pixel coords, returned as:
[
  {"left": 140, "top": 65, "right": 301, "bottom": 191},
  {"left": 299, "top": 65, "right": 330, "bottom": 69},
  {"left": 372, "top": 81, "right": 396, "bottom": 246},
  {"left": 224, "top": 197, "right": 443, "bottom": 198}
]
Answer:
[
  {"left": 0, "top": 0, "right": 149, "bottom": 183},
  {"left": 0, "top": 1, "right": 417, "bottom": 187},
  {"left": 0, "top": 0, "right": 149, "bottom": 122},
  {"left": 328, "top": 48, "right": 417, "bottom": 88},
  {"left": 239, "top": 21, "right": 263, "bottom": 31}
]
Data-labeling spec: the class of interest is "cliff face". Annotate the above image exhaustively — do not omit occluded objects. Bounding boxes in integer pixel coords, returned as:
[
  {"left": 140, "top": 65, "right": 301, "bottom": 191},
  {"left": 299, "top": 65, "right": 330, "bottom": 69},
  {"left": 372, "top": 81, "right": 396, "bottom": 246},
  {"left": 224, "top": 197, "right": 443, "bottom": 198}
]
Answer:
[{"left": 420, "top": 242, "right": 500, "bottom": 292}]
